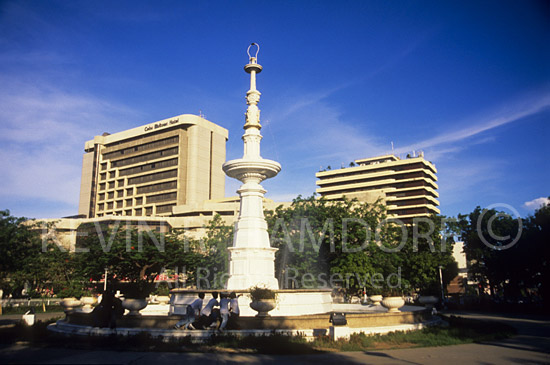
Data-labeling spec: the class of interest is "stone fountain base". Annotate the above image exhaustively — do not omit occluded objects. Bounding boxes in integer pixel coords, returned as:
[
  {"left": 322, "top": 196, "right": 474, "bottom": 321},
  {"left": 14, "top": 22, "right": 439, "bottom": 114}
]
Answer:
[{"left": 49, "top": 304, "right": 437, "bottom": 342}]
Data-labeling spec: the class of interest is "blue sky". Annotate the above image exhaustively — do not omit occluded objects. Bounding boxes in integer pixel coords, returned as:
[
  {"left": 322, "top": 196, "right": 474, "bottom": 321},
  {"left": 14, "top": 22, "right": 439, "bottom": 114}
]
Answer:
[{"left": 0, "top": 0, "right": 548, "bottom": 219}]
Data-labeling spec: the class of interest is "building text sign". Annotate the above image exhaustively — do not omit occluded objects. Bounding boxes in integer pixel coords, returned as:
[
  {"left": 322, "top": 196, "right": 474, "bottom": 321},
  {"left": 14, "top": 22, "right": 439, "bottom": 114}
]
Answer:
[{"left": 144, "top": 119, "right": 179, "bottom": 132}]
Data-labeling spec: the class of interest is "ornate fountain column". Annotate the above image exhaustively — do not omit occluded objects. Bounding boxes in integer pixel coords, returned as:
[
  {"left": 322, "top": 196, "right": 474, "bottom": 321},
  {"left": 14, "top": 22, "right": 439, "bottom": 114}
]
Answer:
[{"left": 224, "top": 44, "right": 281, "bottom": 290}]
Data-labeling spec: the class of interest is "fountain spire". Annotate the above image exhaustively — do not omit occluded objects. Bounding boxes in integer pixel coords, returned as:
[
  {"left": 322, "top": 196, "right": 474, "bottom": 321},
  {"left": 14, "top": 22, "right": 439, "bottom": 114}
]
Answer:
[{"left": 223, "top": 43, "right": 281, "bottom": 290}]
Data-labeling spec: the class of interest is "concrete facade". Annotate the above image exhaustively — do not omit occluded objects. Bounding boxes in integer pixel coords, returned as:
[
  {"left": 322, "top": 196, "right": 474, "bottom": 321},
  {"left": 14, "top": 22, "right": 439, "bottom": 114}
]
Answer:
[{"left": 316, "top": 154, "right": 440, "bottom": 221}]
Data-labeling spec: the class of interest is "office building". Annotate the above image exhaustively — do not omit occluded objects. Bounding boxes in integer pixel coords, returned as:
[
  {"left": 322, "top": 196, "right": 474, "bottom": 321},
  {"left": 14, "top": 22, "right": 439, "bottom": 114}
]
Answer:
[{"left": 315, "top": 154, "right": 440, "bottom": 221}]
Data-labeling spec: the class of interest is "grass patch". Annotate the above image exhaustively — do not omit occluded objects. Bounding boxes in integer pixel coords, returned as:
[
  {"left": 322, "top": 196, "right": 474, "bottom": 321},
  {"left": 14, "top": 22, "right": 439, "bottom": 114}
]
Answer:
[
  {"left": 309, "top": 315, "right": 516, "bottom": 352},
  {"left": 0, "top": 315, "right": 516, "bottom": 354},
  {"left": 2, "top": 305, "right": 63, "bottom": 315}
]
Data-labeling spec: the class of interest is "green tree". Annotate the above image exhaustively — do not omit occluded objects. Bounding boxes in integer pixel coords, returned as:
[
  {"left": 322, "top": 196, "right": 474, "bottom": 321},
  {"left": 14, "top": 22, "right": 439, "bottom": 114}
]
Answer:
[
  {"left": 194, "top": 214, "right": 233, "bottom": 289},
  {"left": 75, "top": 223, "right": 190, "bottom": 297},
  {"left": 459, "top": 202, "right": 549, "bottom": 305},
  {"left": 459, "top": 206, "right": 522, "bottom": 297},
  {"left": 266, "top": 196, "right": 456, "bottom": 296},
  {"left": 0, "top": 211, "right": 82, "bottom": 298}
]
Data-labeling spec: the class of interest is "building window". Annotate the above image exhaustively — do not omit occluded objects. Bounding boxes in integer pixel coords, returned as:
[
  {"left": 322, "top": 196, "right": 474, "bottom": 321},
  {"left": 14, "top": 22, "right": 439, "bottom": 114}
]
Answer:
[
  {"left": 126, "top": 199, "right": 133, "bottom": 207},
  {"left": 127, "top": 169, "right": 178, "bottom": 185},
  {"left": 107, "top": 202, "right": 114, "bottom": 210},
  {"left": 116, "top": 201, "right": 123, "bottom": 209},
  {"left": 100, "top": 173, "right": 106, "bottom": 181},
  {"left": 145, "top": 207, "right": 153, "bottom": 216},
  {"left": 156, "top": 204, "right": 175, "bottom": 214},
  {"left": 119, "top": 158, "right": 178, "bottom": 177},
  {"left": 108, "top": 192, "right": 114, "bottom": 199},
  {"left": 136, "top": 180, "right": 177, "bottom": 194},
  {"left": 126, "top": 188, "right": 133, "bottom": 196},
  {"left": 108, "top": 181, "right": 115, "bottom": 189},
  {"left": 99, "top": 183, "right": 106, "bottom": 191},
  {"left": 146, "top": 192, "right": 177, "bottom": 204},
  {"left": 109, "top": 171, "right": 116, "bottom": 179},
  {"left": 103, "top": 136, "right": 179, "bottom": 160},
  {"left": 98, "top": 193, "right": 105, "bottom": 201},
  {"left": 98, "top": 203, "right": 104, "bottom": 211},
  {"left": 135, "top": 197, "right": 143, "bottom": 205},
  {"left": 117, "top": 179, "right": 124, "bottom": 187},
  {"left": 101, "top": 163, "right": 107, "bottom": 171},
  {"left": 117, "top": 190, "right": 124, "bottom": 198},
  {"left": 125, "top": 209, "right": 132, "bottom": 216},
  {"left": 134, "top": 208, "right": 142, "bottom": 216},
  {"left": 110, "top": 147, "right": 179, "bottom": 168}
]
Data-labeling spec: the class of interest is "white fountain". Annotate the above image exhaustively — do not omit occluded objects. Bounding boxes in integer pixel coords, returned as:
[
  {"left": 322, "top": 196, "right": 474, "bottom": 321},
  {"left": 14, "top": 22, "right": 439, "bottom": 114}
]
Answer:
[{"left": 224, "top": 43, "right": 280, "bottom": 291}]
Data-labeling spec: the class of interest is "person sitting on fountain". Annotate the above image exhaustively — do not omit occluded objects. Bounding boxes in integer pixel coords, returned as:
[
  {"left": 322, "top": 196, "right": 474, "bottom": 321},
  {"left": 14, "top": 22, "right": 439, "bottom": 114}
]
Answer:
[
  {"left": 93, "top": 284, "right": 123, "bottom": 329},
  {"left": 197, "top": 292, "right": 219, "bottom": 329},
  {"left": 218, "top": 292, "right": 230, "bottom": 331},
  {"left": 228, "top": 292, "right": 240, "bottom": 329},
  {"left": 174, "top": 292, "right": 205, "bottom": 330}
]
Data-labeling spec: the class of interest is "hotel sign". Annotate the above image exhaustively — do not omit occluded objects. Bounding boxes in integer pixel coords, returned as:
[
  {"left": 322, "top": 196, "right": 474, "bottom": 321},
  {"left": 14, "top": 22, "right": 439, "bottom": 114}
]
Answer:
[{"left": 144, "top": 118, "right": 179, "bottom": 132}]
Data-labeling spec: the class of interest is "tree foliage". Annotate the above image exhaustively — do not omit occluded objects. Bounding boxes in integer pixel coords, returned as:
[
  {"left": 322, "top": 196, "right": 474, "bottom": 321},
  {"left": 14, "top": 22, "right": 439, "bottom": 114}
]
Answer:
[
  {"left": 459, "top": 202, "right": 549, "bottom": 305},
  {"left": 0, "top": 210, "right": 80, "bottom": 297},
  {"left": 265, "top": 196, "right": 457, "bottom": 295}
]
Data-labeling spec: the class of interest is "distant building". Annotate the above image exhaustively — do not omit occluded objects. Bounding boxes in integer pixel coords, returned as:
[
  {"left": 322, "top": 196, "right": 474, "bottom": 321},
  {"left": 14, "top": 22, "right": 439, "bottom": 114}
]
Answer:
[
  {"left": 315, "top": 154, "right": 440, "bottom": 221},
  {"left": 78, "top": 114, "right": 228, "bottom": 218},
  {"left": 447, "top": 240, "right": 469, "bottom": 295}
]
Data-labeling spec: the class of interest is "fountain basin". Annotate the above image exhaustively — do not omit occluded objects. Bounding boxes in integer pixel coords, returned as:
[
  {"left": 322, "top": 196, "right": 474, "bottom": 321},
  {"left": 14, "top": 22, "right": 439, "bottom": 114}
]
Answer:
[
  {"left": 223, "top": 158, "right": 281, "bottom": 181},
  {"left": 51, "top": 304, "right": 437, "bottom": 343}
]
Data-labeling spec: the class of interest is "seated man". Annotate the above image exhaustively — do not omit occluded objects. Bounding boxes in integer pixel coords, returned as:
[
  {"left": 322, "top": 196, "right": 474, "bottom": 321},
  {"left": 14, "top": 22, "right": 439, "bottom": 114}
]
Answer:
[
  {"left": 218, "top": 292, "right": 230, "bottom": 331},
  {"left": 228, "top": 292, "right": 240, "bottom": 329},
  {"left": 197, "top": 292, "right": 219, "bottom": 329},
  {"left": 174, "top": 292, "right": 204, "bottom": 330}
]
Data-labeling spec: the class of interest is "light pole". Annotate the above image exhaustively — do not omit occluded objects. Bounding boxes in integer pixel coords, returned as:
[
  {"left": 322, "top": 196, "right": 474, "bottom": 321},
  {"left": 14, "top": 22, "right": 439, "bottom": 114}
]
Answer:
[
  {"left": 104, "top": 267, "right": 108, "bottom": 292},
  {"left": 438, "top": 265, "right": 445, "bottom": 305}
]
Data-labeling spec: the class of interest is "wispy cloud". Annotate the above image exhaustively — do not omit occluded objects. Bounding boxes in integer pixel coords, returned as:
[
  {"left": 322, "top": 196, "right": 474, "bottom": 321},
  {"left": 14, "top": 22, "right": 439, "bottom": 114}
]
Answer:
[
  {"left": 259, "top": 85, "right": 550, "bottom": 211},
  {"left": 394, "top": 94, "right": 550, "bottom": 157}
]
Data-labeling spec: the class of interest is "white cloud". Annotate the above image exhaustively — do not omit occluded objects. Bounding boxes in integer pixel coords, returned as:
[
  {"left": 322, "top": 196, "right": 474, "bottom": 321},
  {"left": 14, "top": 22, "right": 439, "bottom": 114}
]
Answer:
[{"left": 523, "top": 197, "right": 550, "bottom": 210}]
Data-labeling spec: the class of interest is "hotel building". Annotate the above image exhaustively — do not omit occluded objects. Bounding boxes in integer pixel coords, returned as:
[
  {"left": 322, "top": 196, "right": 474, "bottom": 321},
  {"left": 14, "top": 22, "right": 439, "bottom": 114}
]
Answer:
[
  {"left": 315, "top": 154, "right": 440, "bottom": 221},
  {"left": 78, "top": 114, "right": 228, "bottom": 219}
]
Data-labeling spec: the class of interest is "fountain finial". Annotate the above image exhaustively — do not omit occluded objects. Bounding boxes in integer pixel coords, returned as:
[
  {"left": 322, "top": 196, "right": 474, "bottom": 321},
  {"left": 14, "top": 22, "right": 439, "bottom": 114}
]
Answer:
[
  {"left": 244, "top": 42, "right": 262, "bottom": 130},
  {"left": 247, "top": 43, "right": 260, "bottom": 63}
]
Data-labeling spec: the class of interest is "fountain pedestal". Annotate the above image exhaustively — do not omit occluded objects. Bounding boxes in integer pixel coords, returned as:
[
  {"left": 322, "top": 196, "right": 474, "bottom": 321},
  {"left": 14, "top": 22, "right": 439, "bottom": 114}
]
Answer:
[{"left": 227, "top": 247, "right": 278, "bottom": 290}]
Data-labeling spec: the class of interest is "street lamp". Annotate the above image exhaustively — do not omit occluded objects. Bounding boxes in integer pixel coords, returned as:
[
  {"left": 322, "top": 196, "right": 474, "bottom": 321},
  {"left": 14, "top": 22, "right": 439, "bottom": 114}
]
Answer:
[{"left": 438, "top": 265, "right": 445, "bottom": 305}]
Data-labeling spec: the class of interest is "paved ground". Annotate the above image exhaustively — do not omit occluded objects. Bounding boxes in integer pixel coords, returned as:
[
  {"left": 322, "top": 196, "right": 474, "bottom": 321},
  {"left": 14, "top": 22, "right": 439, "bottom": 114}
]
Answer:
[{"left": 0, "top": 311, "right": 548, "bottom": 364}]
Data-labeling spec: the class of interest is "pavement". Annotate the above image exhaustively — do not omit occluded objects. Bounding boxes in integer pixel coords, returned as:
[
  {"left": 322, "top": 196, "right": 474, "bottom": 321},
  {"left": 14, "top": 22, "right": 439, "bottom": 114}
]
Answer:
[{"left": 0, "top": 311, "right": 548, "bottom": 364}]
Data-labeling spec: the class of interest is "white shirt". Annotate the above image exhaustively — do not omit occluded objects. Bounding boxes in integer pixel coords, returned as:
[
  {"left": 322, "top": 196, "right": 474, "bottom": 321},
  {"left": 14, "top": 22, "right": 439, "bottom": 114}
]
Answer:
[
  {"left": 190, "top": 298, "right": 203, "bottom": 316},
  {"left": 230, "top": 298, "right": 240, "bottom": 315},
  {"left": 201, "top": 297, "right": 218, "bottom": 316},
  {"left": 219, "top": 298, "right": 230, "bottom": 315}
]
